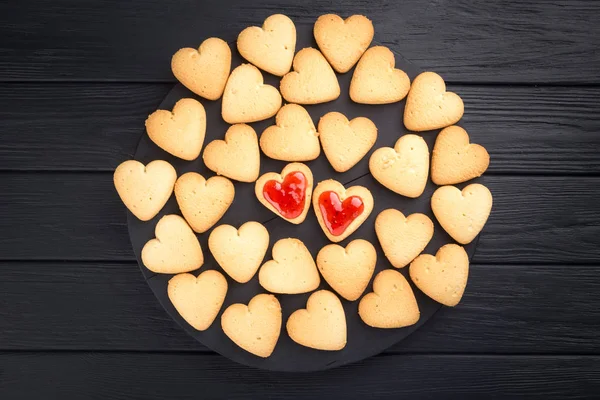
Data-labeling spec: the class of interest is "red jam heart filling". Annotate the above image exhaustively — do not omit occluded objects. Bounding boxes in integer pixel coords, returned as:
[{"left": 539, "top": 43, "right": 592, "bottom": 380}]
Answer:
[
  {"left": 263, "top": 171, "right": 307, "bottom": 219},
  {"left": 318, "top": 191, "right": 364, "bottom": 236}
]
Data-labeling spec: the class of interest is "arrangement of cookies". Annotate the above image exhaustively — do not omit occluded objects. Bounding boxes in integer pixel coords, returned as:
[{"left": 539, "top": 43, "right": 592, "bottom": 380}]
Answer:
[{"left": 114, "top": 13, "right": 492, "bottom": 359}]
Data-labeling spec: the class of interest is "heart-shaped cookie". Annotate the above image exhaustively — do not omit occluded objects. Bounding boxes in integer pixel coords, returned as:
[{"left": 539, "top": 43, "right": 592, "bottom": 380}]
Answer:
[
  {"left": 260, "top": 104, "right": 320, "bottom": 161},
  {"left": 141, "top": 214, "right": 204, "bottom": 274},
  {"left": 350, "top": 46, "right": 411, "bottom": 104},
  {"left": 280, "top": 48, "right": 340, "bottom": 104},
  {"left": 237, "top": 14, "right": 296, "bottom": 76},
  {"left": 171, "top": 37, "right": 231, "bottom": 101},
  {"left": 145, "top": 98, "right": 206, "bottom": 161},
  {"left": 409, "top": 243, "right": 469, "bottom": 307},
  {"left": 431, "top": 126, "right": 490, "bottom": 185},
  {"left": 316, "top": 239, "right": 376, "bottom": 301},
  {"left": 114, "top": 160, "right": 176, "bottom": 221},
  {"left": 174, "top": 172, "right": 235, "bottom": 233},
  {"left": 404, "top": 72, "right": 464, "bottom": 132},
  {"left": 431, "top": 183, "right": 492, "bottom": 244},
  {"left": 369, "top": 134, "right": 430, "bottom": 198},
  {"left": 208, "top": 221, "right": 269, "bottom": 283},
  {"left": 312, "top": 179, "right": 374, "bottom": 243},
  {"left": 375, "top": 209, "right": 434, "bottom": 268},
  {"left": 255, "top": 163, "right": 314, "bottom": 224},
  {"left": 221, "top": 293, "right": 282, "bottom": 358},
  {"left": 313, "top": 14, "right": 374, "bottom": 73},
  {"left": 286, "top": 290, "right": 347, "bottom": 351},
  {"left": 318, "top": 112, "right": 377, "bottom": 172},
  {"left": 203, "top": 124, "right": 260, "bottom": 183},
  {"left": 258, "top": 238, "right": 320, "bottom": 294},
  {"left": 168, "top": 270, "right": 227, "bottom": 331},
  {"left": 222, "top": 63, "right": 282, "bottom": 124},
  {"left": 358, "top": 269, "right": 420, "bottom": 328}
]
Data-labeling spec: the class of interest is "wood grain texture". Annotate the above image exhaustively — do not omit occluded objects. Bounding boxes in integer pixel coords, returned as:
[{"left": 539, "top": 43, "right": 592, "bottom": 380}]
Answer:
[
  {"left": 1, "top": 84, "right": 599, "bottom": 174},
  {"left": 1, "top": 352, "right": 599, "bottom": 399},
  {"left": 0, "top": 84, "right": 171, "bottom": 170},
  {"left": 0, "top": 0, "right": 598, "bottom": 83},
  {"left": 0, "top": 173, "right": 598, "bottom": 263},
  {"left": 0, "top": 262, "right": 598, "bottom": 355}
]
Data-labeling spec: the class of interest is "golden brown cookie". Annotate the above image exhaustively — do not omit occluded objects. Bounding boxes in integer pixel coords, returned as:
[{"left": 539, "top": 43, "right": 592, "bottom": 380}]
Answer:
[
  {"left": 168, "top": 270, "right": 227, "bottom": 331},
  {"left": 431, "top": 183, "right": 493, "bottom": 244},
  {"left": 258, "top": 238, "right": 320, "bottom": 294},
  {"left": 221, "top": 293, "right": 282, "bottom": 358},
  {"left": 312, "top": 179, "right": 374, "bottom": 243},
  {"left": 174, "top": 172, "right": 235, "bottom": 233},
  {"left": 255, "top": 163, "right": 314, "bottom": 224},
  {"left": 375, "top": 209, "right": 434, "bottom": 268},
  {"left": 208, "top": 221, "right": 269, "bottom": 283},
  {"left": 409, "top": 243, "right": 469, "bottom": 307},
  {"left": 280, "top": 48, "right": 340, "bottom": 104},
  {"left": 171, "top": 38, "right": 231, "bottom": 101},
  {"left": 141, "top": 214, "right": 204, "bottom": 274},
  {"left": 237, "top": 14, "right": 296, "bottom": 76},
  {"left": 318, "top": 112, "right": 377, "bottom": 172},
  {"left": 404, "top": 72, "right": 464, "bottom": 132},
  {"left": 259, "top": 104, "right": 320, "bottom": 161},
  {"left": 350, "top": 46, "right": 411, "bottom": 104},
  {"left": 313, "top": 14, "right": 374, "bottom": 73},
  {"left": 358, "top": 269, "right": 420, "bottom": 328},
  {"left": 145, "top": 98, "right": 206, "bottom": 161},
  {"left": 113, "top": 160, "right": 176, "bottom": 221},
  {"left": 369, "top": 134, "right": 429, "bottom": 198},
  {"left": 286, "top": 290, "right": 347, "bottom": 351},
  {"left": 431, "top": 126, "right": 490, "bottom": 185},
  {"left": 222, "top": 64, "right": 282, "bottom": 124},
  {"left": 203, "top": 124, "right": 260, "bottom": 183},
  {"left": 316, "top": 239, "right": 376, "bottom": 301}
]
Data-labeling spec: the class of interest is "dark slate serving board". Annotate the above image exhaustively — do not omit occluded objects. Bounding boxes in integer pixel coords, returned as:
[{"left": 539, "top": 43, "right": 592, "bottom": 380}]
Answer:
[{"left": 128, "top": 23, "right": 479, "bottom": 371}]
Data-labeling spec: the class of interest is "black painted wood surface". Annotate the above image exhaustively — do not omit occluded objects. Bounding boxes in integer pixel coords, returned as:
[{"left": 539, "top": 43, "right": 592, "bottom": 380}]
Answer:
[{"left": 1, "top": 0, "right": 599, "bottom": 397}]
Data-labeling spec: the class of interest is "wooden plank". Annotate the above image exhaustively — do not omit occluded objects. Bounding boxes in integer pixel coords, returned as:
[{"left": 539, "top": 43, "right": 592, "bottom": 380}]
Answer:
[
  {"left": 0, "top": 262, "right": 598, "bottom": 355},
  {"left": 0, "top": 0, "right": 597, "bottom": 83},
  {"left": 1, "top": 352, "right": 598, "bottom": 398},
  {"left": 0, "top": 173, "right": 598, "bottom": 263},
  {"left": 1, "top": 84, "right": 599, "bottom": 174},
  {"left": 0, "top": 84, "right": 171, "bottom": 170}
]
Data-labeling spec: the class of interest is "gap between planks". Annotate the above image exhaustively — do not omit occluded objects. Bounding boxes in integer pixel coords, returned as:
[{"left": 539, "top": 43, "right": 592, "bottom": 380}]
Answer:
[{"left": 1, "top": 349, "right": 600, "bottom": 357}]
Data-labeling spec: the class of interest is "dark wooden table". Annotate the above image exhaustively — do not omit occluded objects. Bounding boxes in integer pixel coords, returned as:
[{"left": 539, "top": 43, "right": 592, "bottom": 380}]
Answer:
[{"left": 1, "top": 0, "right": 599, "bottom": 398}]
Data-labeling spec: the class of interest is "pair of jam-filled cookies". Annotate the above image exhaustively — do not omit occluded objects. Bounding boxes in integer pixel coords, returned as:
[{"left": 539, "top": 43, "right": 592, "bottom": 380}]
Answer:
[{"left": 255, "top": 163, "right": 373, "bottom": 242}]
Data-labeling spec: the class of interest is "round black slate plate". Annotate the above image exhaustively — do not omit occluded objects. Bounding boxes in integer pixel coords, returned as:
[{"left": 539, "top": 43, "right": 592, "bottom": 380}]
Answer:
[{"left": 128, "top": 23, "right": 479, "bottom": 372}]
